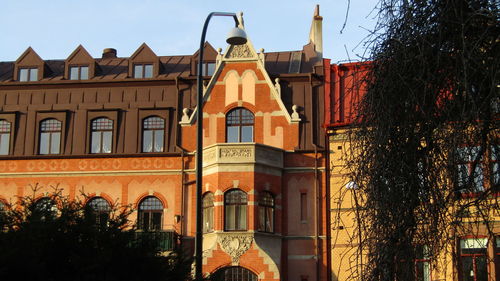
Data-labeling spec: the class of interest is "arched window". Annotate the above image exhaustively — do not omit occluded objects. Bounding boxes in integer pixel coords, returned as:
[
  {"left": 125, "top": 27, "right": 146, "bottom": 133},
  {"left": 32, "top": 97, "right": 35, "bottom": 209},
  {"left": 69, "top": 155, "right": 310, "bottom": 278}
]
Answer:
[
  {"left": 0, "top": 120, "right": 11, "bottom": 155},
  {"left": 91, "top": 118, "right": 113, "bottom": 154},
  {"left": 202, "top": 192, "right": 214, "bottom": 233},
  {"left": 86, "top": 197, "right": 111, "bottom": 227},
  {"left": 224, "top": 189, "right": 247, "bottom": 231},
  {"left": 212, "top": 266, "right": 257, "bottom": 281},
  {"left": 33, "top": 197, "right": 57, "bottom": 220},
  {"left": 138, "top": 196, "right": 163, "bottom": 231},
  {"left": 226, "top": 108, "right": 254, "bottom": 143},
  {"left": 39, "top": 119, "right": 62, "bottom": 155},
  {"left": 142, "top": 116, "right": 165, "bottom": 152},
  {"left": 258, "top": 191, "right": 274, "bottom": 233}
]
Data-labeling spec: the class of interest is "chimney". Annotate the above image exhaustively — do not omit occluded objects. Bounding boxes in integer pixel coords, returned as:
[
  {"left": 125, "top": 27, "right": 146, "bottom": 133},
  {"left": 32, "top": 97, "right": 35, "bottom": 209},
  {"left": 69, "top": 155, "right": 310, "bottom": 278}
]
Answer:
[
  {"left": 102, "top": 48, "right": 117, "bottom": 59},
  {"left": 308, "top": 5, "right": 323, "bottom": 58}
]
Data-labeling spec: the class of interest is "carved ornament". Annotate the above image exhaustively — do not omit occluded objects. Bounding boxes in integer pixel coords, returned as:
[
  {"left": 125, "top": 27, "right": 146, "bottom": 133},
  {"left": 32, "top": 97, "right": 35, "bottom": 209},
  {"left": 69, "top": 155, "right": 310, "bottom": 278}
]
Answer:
[{"left": 217, "top": 233, "right": 254, "bottom": 264}]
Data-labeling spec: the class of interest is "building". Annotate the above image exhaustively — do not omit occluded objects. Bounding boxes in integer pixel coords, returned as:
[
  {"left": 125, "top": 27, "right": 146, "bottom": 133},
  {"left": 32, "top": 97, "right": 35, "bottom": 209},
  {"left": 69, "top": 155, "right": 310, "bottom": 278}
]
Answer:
[
  {"left": 324, "top": 61, "right": 500, "bottom": 281},
  {"left": 0, "top": 7, "right": 330, "bottom": 281}
]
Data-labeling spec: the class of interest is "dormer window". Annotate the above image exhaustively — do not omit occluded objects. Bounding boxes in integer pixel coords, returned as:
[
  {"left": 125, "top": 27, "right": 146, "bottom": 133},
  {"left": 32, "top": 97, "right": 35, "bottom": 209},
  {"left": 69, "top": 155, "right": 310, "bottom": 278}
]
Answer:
[
  {"left": 201, "top": 62, "right": 216, "bottom": 76},
  {"left": 134, "top": 64, "right": 153, "bottom": 78},
  {"left": 69, "top": 65, "right": 89, "bottom": 80},
  {"left": 19, "top": 67, "right": 38, "bottom": 82}
]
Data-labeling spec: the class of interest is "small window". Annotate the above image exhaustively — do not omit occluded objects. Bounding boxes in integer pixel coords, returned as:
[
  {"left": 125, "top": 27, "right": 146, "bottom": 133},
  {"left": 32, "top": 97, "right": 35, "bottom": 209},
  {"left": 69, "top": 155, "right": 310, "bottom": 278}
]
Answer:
[
  {"left": 202, "top": 192, "right": 214, "bottom": 233},
  {"left": 460, "top": 238, "right": 488, "bottom": 281},
  {"left": 300, "top": 192, "right": 307, "bottom": 222},
  {"left": 142, "top": 116, "right": 165, "bottom": 153},
  {"left": 212, "top": 266, "right": 257, "bottom": 281},
  {"left": 19, "top": 67, "right": 38, "bottom": 82},
  {"left": 224, "top": 189, "right": 247, "bottom": 231},
  {"left": 0, "top": 120, "right": 11, "bottom": 155},
  {"left": 258, "top": 191, "right": 274, "bottom": 233},
  {"left": 90, "top": 118, "right": 113, "bottom": 154},
  {"left": 138, "top": 196, "right": 163, "bottom": 231},
  {"left": 134, "top": 64, "right": 153, "bottom": 78},
  {"left": 86, "top": 197, "right": 111, "bottom": 227},
  {"left": 39, "top": 119, "right": 62, "bottom": 155},
  {"left": 69, "top": 65, "right": 89, "bottom": 80},
  {"left": 226, "top": 108, "right": 254, "bottom": 143},
  {"left": 456, "top": 146, "right": 484, "bottom": 192},
  {"left": 202, "top": 62, "right": 216, "bottom": 76}
]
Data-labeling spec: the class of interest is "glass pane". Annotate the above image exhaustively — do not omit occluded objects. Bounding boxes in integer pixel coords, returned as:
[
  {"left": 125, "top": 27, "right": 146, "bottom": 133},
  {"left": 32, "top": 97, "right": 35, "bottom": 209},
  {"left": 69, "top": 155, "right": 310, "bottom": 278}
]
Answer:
[
  {"left": 258, "top": 207, "right": 265, "bottom": 231},
  {"left": 226, "top": 205, "right": 235, "bottom": 230},
  {"left": 143, "top": 130, "right": 153, "bottom": 152},
  {"left": 39, "top": 132, "right": 50, "bottom": 154},
  {"left": 266, "top": 207, "right": 274, "bottom": 232},
  {"left": 227, "top": 126, "right": 239, "bottom": 143},
  {"left": 80, "top": 66, "right": 89, "bottom": 80},
  {"left": 102, "top": 131, "right": 112, "bottom": 153},
  {"left": 144, "top": 64, "right": 153, "bottom": 78},
  {"left": 29, "top": 68, "right": 38, "bottom": 81},
  {"left": 0, "top": 133, "right": 10, "bottom": 155},
  {"left": 475, "top": 256, "right": 488, "bottom": 281},
  {"left": 70, "top": 67, "right": 79, "bottom": 80},
  {"left": 237, "top": 205, "right": 247, "bottom": 230},
  {"left": 154, "top": 130, "right": 164, "bottom": 152},
  {"left": 461, "top": 256, "right": 474, "bottom": 281},
  {"left": 141, "top": 212, "right": 150, "bottom": 231},
  {"left": 241, "top": 126, "right": 253, "bottom": 142},
  {"left": 473, "top": 165, "right": 484, "bottom": 191},
  {"left": 19, "top": 69, "right": 28, "bottom": 81},
  {"left": 91, "top": 132, "right": 101, "bottom": 153},
  {"left": 134, "top": 65, "right": 143, "bottom": 78},
  {"left": 50, "top": 132, "right": 60, "bottom": 154},
  {"left": 206, "top": 63, "right": 216, "bottom": 76},
  {"left": 152, "top": 212, "right": 162, "bottom": 231},
  {"left": 139, "top": 197, "right": 163, "bottom": 210},
  {"left": 493, "top": 163, "right": 499, "bottom": 186}
]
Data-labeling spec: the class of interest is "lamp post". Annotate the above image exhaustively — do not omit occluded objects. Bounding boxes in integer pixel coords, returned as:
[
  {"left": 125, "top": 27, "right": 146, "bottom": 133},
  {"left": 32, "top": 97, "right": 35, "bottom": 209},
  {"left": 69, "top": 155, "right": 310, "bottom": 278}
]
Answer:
[{"left": 195, "top": 12, "right": 247, "bottom": 281}]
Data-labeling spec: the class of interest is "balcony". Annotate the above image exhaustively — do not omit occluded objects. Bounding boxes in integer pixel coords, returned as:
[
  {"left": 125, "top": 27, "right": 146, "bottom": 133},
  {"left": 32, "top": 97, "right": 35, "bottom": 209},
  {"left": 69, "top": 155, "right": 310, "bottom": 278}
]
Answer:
[{"left": 133, "top": 230, "right": 176, "bottom": 252}]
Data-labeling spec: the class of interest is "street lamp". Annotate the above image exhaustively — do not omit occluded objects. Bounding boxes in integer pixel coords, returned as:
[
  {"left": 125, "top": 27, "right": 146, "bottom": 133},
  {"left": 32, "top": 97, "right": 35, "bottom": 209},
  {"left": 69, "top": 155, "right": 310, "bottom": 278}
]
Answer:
[{"left": 195, "top": 12, "right": 247, "bottom": 281}]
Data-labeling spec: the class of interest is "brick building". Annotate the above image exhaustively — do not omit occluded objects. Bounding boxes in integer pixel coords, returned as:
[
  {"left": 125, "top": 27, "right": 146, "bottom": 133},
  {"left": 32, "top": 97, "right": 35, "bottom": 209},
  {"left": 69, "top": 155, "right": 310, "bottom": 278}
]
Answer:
[{"left": 0, "top": 8, "right": 330, "bottom": 281}]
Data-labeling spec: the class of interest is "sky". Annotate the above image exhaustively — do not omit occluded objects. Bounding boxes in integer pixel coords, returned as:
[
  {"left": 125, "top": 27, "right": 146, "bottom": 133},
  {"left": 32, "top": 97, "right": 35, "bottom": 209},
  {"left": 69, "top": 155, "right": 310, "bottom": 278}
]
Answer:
[{"left": 0, "top": 0, "right": 379, "bottom": 64}]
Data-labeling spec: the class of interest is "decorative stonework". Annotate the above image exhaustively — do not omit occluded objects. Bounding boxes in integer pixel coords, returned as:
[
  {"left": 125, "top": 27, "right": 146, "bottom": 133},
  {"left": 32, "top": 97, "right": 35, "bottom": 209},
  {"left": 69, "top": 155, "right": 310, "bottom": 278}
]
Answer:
[
  {"left": 220, "top": 148, "right": 252, "bottom": 158},
  {"left": 217, "top": 233, "right": 254, "bottom": 264},
  {"left": 226, "top": 44, "right": 253, "bottom": 59}
]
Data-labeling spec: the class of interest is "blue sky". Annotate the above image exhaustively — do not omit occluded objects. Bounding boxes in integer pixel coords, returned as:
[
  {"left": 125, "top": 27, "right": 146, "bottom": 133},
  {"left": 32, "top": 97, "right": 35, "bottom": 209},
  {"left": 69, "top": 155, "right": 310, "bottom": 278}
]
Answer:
[{"left": 0, "top": 0, "right": 379, "bottom": 63}]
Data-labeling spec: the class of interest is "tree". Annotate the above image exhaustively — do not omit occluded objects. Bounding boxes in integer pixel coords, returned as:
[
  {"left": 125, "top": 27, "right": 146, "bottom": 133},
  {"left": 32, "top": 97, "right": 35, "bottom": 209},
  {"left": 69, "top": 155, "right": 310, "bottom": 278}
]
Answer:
[
  {"left": 0, "top": 188, "right": 192, "bottom": 281},
  {"left": 346, "top": 0, "right": 499, "bottom": 280}
]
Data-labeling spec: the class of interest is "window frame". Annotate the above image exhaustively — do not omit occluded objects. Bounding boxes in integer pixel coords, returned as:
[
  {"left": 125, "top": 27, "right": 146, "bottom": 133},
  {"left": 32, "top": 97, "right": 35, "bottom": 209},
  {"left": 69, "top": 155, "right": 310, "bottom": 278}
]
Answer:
[
  {"left": 86, "top": 197, "right": 111, "bottom": 227},
  {"left": 18, "top": 67, "right": 39, "bottom": 82},
  {"left": 142, "top": 116, "right": 165, "bottom": 153},
  {"left": 0, "top": 119, "right": 12, "bottom": 156},
  {"left": 456, "top": 145, "right": 500, "bottom": 197},
  {"left": 202, "top": 192, "right": 214, "bottom": 233},
  {"left": 69, "top": 65, "right": 89, "bottom": 80},
  {"left": 258, "top": 191, "right": 275, "bottom": 233},
  {"left": 459, "top": 237, "right": 489, "bottom": 281},
  {"left": 90, "top": 117, "right": 113, "bottom": 154},
  {"left": 39, "top": 118, "right": 62, "bottom": 155},
  {"left": 137, "top": 196, "right": 164, "bottom": 232},
  {"left": 86, "top": 111, "right": 118, "bottom": 154},
  {"left": 35, "top": 112, "right": 67, "bottom": 156},
  {"left": 224, "top": 189, "right": 248, "bottom": 231},
  {"left": 226, "top": 107, "right": 254, "bottom": 143},
  {"left": 133, "top": 63, "right": 154, "bottom": 79},
  {"left": 212, "top": 266, "right": 258, "bottom": 281}
]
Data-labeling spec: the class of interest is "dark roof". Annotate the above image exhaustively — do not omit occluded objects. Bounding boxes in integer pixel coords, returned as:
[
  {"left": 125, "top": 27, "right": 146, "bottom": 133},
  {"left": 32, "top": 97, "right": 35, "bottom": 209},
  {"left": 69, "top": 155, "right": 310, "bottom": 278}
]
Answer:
[{"left": 0, "top": 48, "right": 314, "bottom": 83}]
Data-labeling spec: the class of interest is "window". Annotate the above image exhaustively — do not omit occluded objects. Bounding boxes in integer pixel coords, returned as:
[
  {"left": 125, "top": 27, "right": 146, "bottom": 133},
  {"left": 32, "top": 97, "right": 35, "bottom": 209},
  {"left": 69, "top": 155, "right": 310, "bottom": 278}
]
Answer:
[
  {"left": 33, "top": 197, "right": 57, "bottom": 220},
  {"left": 90, "top": 118, "right": 113, "bottom": 154},
  {"left": 491, "top": 145, "right": 499, "bottom": 189},
  {"left": 39, "top": 119, "right": 61, "bottom": 155},
  {"left": 414, "top": 245, "right": 431, "bottom": 281},
  {"left": 202, "top": 192, "right": 214, "bottom": 233},
  {"left": 86, "top": 197, "right": 111, "bottom": 227},
  {"left": 300, "top": 192, "right": 307, "bottom": 222},
  {"left": 224, "top": 189, "right": 247, "bottom": 231},
  {"left": 460, "top": 238, "right": 488, "bottom": 281},
  {"left": 258, "top": 191, "right": 274, "bottom": 233},
  {"left": 0, "top": 120, "right": 11, "bottom": 155},
  {"left": 142, "top": 116, "right": 165, "bottom": 152},
  {"left": 212, "top": 266, "right": 257, "bottom": 281},
  {"left": 456, "top": 146, "right": 484, "bottom": 192},
  {"left": 199, "top": 62, "right": 216, "bottom": 76},
  {"left": 69, "top": 65, "right": 89, "bottom": 80},
  {"left": 133, "top": 64, "right": 153, "bottom": 78},
  {"left": 226, "top": 108, "right": 254, "bottom": 143},
  {"left": 496, "top": 237, "right": 500, "bottom": 281},
  {"left": 18, "top": 67, "right": 38, "bottom": 81},
  {"left": 138, "top": 196, "right": 163, "bottom": 231}
]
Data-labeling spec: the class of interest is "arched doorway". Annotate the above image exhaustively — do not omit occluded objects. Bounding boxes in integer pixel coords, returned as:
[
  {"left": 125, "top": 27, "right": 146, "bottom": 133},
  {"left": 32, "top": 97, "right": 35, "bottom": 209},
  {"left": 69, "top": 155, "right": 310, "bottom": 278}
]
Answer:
[{"left": 212, "top": 266, "right": 258, "bottom": 281}]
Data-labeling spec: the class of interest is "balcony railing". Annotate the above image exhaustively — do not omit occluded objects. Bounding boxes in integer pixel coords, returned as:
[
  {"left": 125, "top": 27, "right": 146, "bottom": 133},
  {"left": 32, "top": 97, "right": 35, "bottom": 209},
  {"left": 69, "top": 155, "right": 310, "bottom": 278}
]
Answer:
[{"left": 133, "top": 230, "right": 176, "bottom": 252}]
